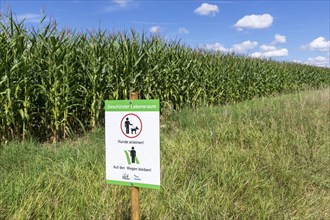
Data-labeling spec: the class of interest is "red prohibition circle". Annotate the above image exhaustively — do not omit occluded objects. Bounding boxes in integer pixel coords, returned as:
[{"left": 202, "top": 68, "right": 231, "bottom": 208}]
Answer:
[{"left": 120, "top": 113, "right": 143, "bottom": 138}]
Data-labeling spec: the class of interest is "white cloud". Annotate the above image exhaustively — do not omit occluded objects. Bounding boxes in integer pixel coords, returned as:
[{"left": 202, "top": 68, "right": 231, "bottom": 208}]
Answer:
[
  {"left": 234, "top": 14, "right": 273, "bottom": 30},
  {"left": 201, "top": 38, "right": 288, "bottom": 59},
  {"left": 16, "top": 13, "right": 42, "bottom": 23},
  {"left": 200, "top": 40, "right": 258, "bottom": 54},
  {"left": 260, "top": 44, "right": 277, "bottom": 52},
  {"left": 251, "top": 48, "right": 288, "bottom": 58},
  {"left": 250, "top": 40, "right": 288, "bottom": 58},
  {"left": 301, "top": 37, "right": 330, "bottom": 52},
  {"left": 105, "top": 0, "right": 137, "bottom": 12},
  {"left": 231, "top": 40, "right": 258, "bottom": 53},
  {"left": 293, "top": 56, "right": 329, "bottom": 67},
  {"left": 306, "top": 56, "right": 329, "bottom": 67},
  {"left": 113, "top": 0, "right": 130, "bottom": 7},
  {"left": 273, "top": 34, "right": 286, "bottom": 44},
  {"left": 150, "top": 26, "right": 160, "bottom": 34},
  {"left": 200, "top": 43, "right": 227, "bottom": 52},
  {"left": 178, "top": 27, "right": 189, "bottom": 34},
  {"left": 194, "top": 3, "right": 219, "bottom": 16},
  {"left": 292, "top": 59, "right": 302, "bottom": 64}
]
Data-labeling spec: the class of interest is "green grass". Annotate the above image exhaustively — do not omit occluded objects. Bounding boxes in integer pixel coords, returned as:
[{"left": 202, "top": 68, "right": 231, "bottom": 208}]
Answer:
[{"left": 1, "top": 88, "right": 329, "bottom": 219}]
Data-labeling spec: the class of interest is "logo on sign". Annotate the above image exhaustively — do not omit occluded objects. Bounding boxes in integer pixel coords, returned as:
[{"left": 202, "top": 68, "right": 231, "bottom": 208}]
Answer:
[
  {"left": 120, "top": 113, "right": 143, "bottom": 138},
  {"left": 122, "top": 173, "right": 130, "bottom": 180},
  {"left": 134, "top": 174, "right": 141, "bottom": 181}
]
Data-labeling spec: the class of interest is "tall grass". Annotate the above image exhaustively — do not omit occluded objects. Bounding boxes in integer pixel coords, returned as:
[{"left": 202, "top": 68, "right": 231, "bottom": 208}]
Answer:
[
  {"left": 1, "top": 89, "right": 329, "bottom": 219},
  {"left": 1, "top": 13, "right": 329, "bottom": 143}
]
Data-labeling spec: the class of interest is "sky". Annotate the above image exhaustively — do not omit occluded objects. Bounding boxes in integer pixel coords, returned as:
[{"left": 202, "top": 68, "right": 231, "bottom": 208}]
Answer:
[{"left": 1, "top": 0, "right": 330, "bottom": 67}]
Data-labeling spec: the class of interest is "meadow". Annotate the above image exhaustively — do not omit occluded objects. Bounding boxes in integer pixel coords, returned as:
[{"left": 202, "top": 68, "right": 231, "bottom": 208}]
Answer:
[{"left": 1, "top": 88, "right": 329, "bottom": 219}]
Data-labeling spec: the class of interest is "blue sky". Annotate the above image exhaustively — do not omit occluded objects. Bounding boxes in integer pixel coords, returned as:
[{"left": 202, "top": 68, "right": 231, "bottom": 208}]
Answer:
[{"left": 2, "top": 0, "right": 330, "bottom": 67}]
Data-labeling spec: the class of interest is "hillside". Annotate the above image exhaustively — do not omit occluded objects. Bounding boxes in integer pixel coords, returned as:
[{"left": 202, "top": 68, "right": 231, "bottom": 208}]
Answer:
[{"left": 1, "top": 88, "right": 329, "bottom": 219}]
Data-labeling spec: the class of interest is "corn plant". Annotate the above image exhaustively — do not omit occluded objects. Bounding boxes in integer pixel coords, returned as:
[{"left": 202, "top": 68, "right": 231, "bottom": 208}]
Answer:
[{"left": 0, "top": 13, "right": 329, "bottom": 143}]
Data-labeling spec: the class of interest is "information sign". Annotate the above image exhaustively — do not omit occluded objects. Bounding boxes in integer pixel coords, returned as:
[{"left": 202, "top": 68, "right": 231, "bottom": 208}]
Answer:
[{"left": 105, "top": 100, "right": 160, "bottom": 189}]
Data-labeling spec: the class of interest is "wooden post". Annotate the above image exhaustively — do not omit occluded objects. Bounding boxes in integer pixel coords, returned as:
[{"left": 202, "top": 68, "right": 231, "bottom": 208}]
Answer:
[
  {"left": 131, "top": 186, "right": 139, "bottom": 220},
  {"left": 130, "top": 92, "right": 139, "bottom": 220},
  {"left": 129, "top": 92, "right": 139, "bottom": 100}
]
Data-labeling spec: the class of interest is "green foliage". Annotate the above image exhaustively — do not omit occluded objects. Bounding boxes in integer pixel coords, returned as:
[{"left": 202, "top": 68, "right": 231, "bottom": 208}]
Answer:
[
  {"left": 1, "top": 89, "right": 329, "bottom": 219},
  {"left": 1, "top": 14, "right": 330, "bottom": 143}
]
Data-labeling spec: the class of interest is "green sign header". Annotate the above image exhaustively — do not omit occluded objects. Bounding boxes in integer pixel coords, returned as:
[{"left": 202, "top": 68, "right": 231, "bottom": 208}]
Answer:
[{"left": 105, "top": 100, "right": 159, "bottom": 112}]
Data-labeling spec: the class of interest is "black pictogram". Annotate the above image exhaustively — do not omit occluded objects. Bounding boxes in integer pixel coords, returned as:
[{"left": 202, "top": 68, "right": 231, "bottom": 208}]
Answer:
[
  {"left": 120, "top": 113, "right": 142, "bottom": 138},
  {"left": 124, "top": 118, "right": 133, "bottom": 134},
  {"left": 130, "top": 147, "right": 136, "bottom": 164}
]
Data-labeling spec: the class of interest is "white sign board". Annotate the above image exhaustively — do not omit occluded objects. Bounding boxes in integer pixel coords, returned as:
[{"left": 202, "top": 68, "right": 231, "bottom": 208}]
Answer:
[{"left": 105, "top": 100, "right": 160, "bottom": 189}]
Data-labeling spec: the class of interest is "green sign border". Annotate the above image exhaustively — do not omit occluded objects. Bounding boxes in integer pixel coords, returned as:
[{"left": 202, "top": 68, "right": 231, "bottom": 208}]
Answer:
[
  {"left": 105, "top": 99, "right": 160, "bottom": 189},
  {"left": 105, "top": 100, "right": 159, "bottom": 112},
  {"left": 106, "top": 180, "right": 160, "bottom": 190}
]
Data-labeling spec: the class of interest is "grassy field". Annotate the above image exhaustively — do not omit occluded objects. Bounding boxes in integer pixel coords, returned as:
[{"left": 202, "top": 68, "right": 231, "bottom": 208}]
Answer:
[{"left": 0, "top": 88, "right": 329, "bottom": 219}]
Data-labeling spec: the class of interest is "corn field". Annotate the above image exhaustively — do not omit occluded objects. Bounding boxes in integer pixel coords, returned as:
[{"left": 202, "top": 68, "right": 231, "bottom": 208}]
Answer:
[{"left": 1, "top": 14, "right": 329, "bottom": 143}]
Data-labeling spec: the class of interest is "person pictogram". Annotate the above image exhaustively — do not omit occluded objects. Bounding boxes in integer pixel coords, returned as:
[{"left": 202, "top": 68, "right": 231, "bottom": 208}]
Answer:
[
  {"left": 121, "top": 113, "right": 142, "bottom": 138},
  {"left": 124, "top": 118, "right": 133, "bottom": 134},
  {"left": 130, "top": 147, "right": 136, "bottom": 164}
]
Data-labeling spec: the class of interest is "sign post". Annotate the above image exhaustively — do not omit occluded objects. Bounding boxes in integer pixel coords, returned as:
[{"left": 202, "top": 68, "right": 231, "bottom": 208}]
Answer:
[
  {"left": 130, "top": 92, "right": 139, "bottom": 220},
  {"left": 105, "top": 93, "right": 160, "bottom": 220}
]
